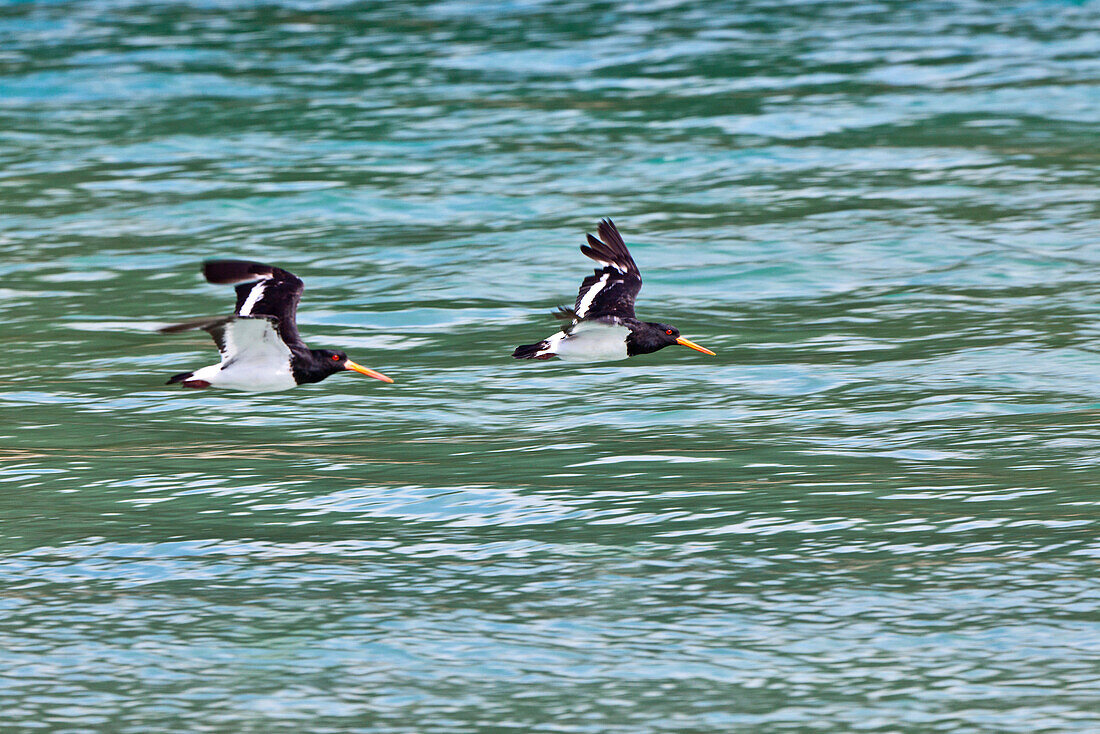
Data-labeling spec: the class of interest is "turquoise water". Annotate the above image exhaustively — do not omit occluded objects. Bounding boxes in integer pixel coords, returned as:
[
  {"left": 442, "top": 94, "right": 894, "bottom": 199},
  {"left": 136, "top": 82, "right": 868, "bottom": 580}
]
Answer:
[{"left": 3, "top": 1, "right": 1100, "bottom": 731}]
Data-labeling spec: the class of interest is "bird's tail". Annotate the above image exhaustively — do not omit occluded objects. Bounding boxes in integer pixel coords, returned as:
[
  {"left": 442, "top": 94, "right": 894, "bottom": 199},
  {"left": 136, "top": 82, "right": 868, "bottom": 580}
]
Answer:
[
  {"left": 166, "top": 371, "right": 211, "bottom": 388},
  {"left": 512, "top": 340, "right": 555, "bottom": 360}
]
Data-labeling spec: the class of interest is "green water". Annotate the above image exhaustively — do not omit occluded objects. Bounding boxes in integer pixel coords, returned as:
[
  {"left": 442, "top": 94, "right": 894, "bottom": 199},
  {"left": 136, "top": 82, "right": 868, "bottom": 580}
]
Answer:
[{"left": 3, "top": 1, "right": 1100, "bottom": 731}]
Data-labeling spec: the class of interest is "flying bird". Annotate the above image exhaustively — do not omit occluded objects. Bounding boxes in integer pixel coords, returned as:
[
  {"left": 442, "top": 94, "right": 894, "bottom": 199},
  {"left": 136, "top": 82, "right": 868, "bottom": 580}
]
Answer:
[
  {"left": 160, "top": 260, "right": 392, "bottom": 391},
  {"left": 513, "top": 219, "right": 715, "bottom": 362}
]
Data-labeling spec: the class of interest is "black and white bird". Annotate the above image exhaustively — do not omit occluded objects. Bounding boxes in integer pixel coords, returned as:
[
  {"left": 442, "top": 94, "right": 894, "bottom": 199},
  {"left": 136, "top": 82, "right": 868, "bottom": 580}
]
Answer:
[
  {"left": 160, "top": 260, "right": 392, "bottom": 392},
  {"left": 512, "top": 219, "right": 715, "bottom": 362}
]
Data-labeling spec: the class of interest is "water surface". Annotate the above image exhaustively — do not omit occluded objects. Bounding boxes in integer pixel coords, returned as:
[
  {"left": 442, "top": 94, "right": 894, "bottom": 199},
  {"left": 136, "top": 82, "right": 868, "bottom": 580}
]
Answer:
[{"left": 2, "top": 1, "right": 1100, "bottom": 731}]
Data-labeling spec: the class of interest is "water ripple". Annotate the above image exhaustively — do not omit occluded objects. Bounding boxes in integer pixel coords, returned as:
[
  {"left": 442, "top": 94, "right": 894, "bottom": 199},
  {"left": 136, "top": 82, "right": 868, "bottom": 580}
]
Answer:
[{"left": 3, "top": 0, "right": 1100, "bottom": 731}]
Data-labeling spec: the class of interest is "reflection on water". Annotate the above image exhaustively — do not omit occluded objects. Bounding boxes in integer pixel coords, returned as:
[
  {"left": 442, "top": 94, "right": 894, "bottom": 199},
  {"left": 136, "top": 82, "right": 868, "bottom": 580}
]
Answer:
[{"left": 3, "top": 0, "right": 1100, "bottom": 731}]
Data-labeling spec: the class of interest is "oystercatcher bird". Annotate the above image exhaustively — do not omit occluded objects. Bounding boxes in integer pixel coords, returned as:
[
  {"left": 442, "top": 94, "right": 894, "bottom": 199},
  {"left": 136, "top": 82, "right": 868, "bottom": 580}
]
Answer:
[
  {"left": 513, "top": 219, "right": 715, "bottom": 362},
  {"left": 160, "top": 260, "right": 393, "bottom": 391}
]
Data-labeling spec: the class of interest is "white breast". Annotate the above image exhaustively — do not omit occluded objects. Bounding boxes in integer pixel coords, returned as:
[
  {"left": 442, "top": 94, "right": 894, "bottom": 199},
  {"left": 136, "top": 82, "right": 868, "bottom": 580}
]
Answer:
[
  {"left": 190, "top": 317, "right": 298, "bottom": 392},
  {"left": 554, "top": 321, "right": 630, "bottom": 362},
  {"left": 190, "top": 361, "right": 297, "bottom": 392}
]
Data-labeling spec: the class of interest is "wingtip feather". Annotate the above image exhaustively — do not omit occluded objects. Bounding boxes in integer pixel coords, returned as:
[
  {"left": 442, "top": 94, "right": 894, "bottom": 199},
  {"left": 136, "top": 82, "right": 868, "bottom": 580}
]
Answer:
[
  {"left": 202, "top": 259, "right": 275, "bottom": 285},
  {"left": 579, "top": 218, "right": 638, "bottom": 275},
  {"left": 157, "top": 316, "right": 229, "bottom": 334},
  {"left": 597, "top": 218, "right": 625, "bottom": 249}
]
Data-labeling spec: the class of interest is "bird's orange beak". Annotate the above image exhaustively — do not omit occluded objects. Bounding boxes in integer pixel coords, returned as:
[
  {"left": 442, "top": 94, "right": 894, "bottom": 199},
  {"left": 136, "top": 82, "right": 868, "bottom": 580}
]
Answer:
[
  {"left": 344, "top": 360, "right": 394, "bottom": 383},
  {"left": 675, "top": 337, "right": 715, "bottom": 356}
]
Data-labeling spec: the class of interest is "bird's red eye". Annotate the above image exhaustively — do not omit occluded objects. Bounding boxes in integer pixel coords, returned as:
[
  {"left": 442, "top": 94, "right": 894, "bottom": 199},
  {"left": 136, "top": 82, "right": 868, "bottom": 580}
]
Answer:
[
  {"left": 331, "top": 354, "right": 340, "bottom": 361},
  {"left": 666, "top": 329, "right": 673, "bottom": 335}
]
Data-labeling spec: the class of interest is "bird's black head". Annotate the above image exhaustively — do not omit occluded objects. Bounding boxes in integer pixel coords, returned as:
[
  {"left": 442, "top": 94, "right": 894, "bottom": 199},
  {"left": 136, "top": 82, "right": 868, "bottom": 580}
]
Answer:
[
  {"left": 627, "top": 322, "right": 715, "bottom": 357},
  {"left": 627, "top": 323, "right": 681, "bottom": 356},
  {"left": 294, "top": 349, "right": 394, "bottom": 385},
  {"left": 292, "top": 349, "right": 348, "bottom": 384}
]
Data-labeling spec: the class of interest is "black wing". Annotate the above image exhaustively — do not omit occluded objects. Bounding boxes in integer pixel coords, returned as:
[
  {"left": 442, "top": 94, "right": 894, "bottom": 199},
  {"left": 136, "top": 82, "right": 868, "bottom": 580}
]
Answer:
[
  {"left": 571, "top": 219, "right": 642, "bottom": 321},
  {"left": 202, "top": 260, "right": 306, "bottom": 348}
]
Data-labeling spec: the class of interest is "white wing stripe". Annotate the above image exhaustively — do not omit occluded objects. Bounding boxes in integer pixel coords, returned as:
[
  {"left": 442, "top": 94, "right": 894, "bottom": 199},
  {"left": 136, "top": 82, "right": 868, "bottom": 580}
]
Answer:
[
  {"left": 592, "top": 258, "right": 625, "bottom": 273},
  {"left": 575, "top": 272, "right": 609, "bottom": 318},
  {"left": 239, "top": 281, "right": 267, "bottom": 316}
]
